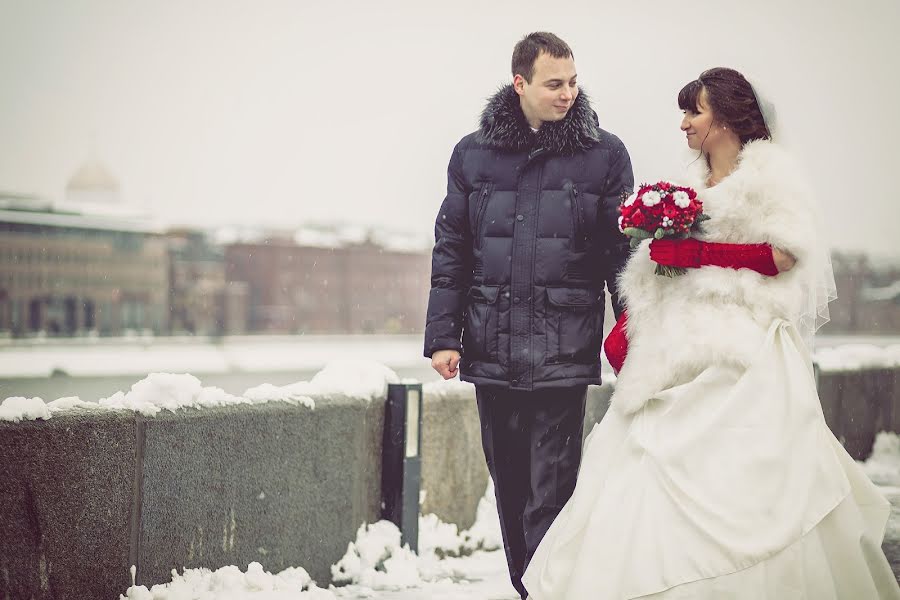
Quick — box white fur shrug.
[612,140,823,415]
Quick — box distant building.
[2,154,436,338]
[224,226,431,334]
[167,228,247,336]
[0,160,168,338]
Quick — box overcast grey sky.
[1,0,898,255]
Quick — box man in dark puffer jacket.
[424,32,633,599]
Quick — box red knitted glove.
[650,239,779,276]
[603,311,628,374]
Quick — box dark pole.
[381,382,423,553]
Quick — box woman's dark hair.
[678,67,771,145]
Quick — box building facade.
[0,160,169,338]
[0,200,168,337]
[225,234,431,335]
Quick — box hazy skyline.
[1,0,898,256]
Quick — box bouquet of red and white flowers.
[619,181,709,277]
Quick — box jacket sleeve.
[424,142,473,358]
[599,137,634,320]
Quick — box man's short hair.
[511,32,574,83]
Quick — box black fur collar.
[478,84,601,155]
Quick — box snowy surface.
[860,432,900,543]
[421,378,474,399]
[116,433,900,599]
[1,360,400,421]
[859,432,900,487]
[0,396,51,422]
[814,344,900,372]
[121,482,513,600]
[120,562,335,600]
[0,335,426,378]
[2,333,896,379]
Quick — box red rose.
[630,209,646,227]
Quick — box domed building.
[0,158,168,338]
[65,158,121,204]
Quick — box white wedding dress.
[521,140,900,599]
[522,320,900,599]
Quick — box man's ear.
[513,74,527,96]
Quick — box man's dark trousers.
[475,385,587,599]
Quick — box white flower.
[617,215,625,232]
[661,217,674,228]
[641,191,662,207]
[624,193,637,207]
[673,190,691,208]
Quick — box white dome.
[66,159,120,192]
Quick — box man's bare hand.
[431,349,461,380]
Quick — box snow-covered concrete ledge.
[0,392,384,599]
[0,357,893,598]
[0,362,495,599]
[818,367,899,459]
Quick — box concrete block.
[135,396,383,587]
[584,382,614,440]
[817,371,844,439]
[0,409,136,600]
[420,385,488,531]
[840,372,880,460]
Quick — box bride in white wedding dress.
[521,67,900,599]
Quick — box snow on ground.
[113,432,900,599]
[120,481,515,600]
[1,333,896,379]
[860,432,900,487]
[815,344,900,372]
[860,432,900,544]
[0,334,427,378]
[331,481,502,591]
[1,360,399,421]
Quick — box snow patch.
[306,360,400,402]
[98,373,247,417]
[47,396,96,412]
[814,344,900,372]
[331,482,502,591]
[2,360,399,421]
[0,396,50,422]
[860,431,900,487]
[243,383,315,410]
[120,562,335,599]
[331,522,421,589]
[422,377,474,399]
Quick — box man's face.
[514,53,578,126]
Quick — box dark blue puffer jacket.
[424,84,633,390]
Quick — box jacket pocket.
[463,284,500,360]
[474,182,494,249]
[546,287,603,363]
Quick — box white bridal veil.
[747,75,839,343]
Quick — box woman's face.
[681,89,725,152]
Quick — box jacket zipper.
[570,184,585,249]
[475,182,493,247]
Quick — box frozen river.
[1,333,896,402]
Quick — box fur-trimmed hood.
[478,84,601,155]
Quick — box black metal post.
[381,382,423,553]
